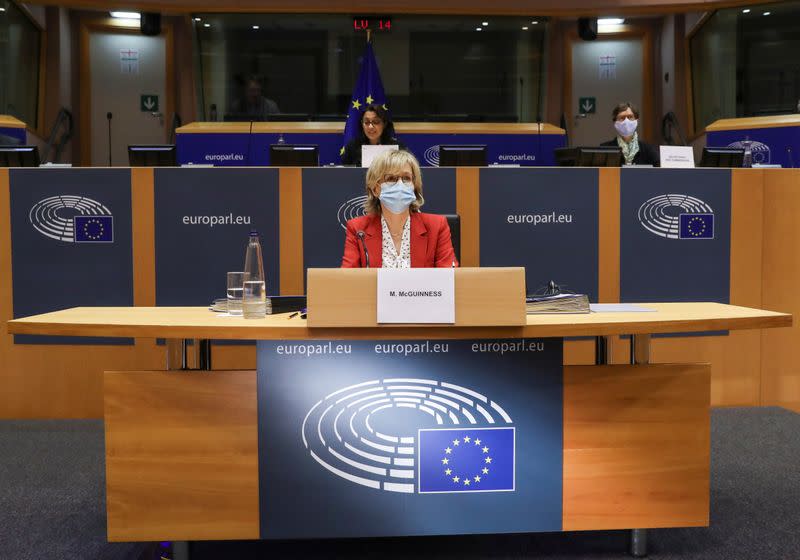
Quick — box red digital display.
[353,17,392,32]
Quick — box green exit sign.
[578,97,596,114]
[140,94,159,112]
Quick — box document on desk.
[377,268,455,323]
[589,303,656,312]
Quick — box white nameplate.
[377,268,455,324]
[660,145,695,168]
[362,144,398,168]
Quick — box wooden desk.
[7,303,790,550]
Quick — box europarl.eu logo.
[638,194,714,240]
[301,377,516,494]
[29,195,114,243]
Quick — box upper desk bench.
[706,114,800,168]
[175,121,567,167]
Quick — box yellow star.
[482,467,489,474]
[352,99,361,110]
[464,479,471,486]
[442,457,449,465]
[463,436,471,443]
[485,457,492,464]
[445,468,452,475]
[474,439,481,446]
[366,94,374,104]
[474,475,481,482]
[482,446,489,453]
[452,439,459,446]
[445,447,452,454]
[452,476,460,483]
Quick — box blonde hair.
[364,150,424,214]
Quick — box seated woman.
[341,104,406,166]
[601,102,660,166]
[341,150,458,268]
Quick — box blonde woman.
[341,150,458,268]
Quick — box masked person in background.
[341,150,458,268]
[601,102,660,166]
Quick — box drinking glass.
[243,280,267,319]
[226,271,247,316]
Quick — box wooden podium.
[306,267,526,328]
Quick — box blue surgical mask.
[379,181,416,214]
[615,118,638,137]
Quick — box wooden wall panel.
[104,370,260,541]
[0,170,163,419]
[761,169,800,413]
[456,167,480,267]
[650,169,765,407]
[279,167,304,295]
[563,363,711,530]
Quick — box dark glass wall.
[192,13,547,122]
[691,2,800,131]
[0,1,41,128]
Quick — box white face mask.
[615,118,638,137]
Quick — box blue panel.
[0,126,27,144]
[258,338,563,539]
[301,167,456,272]
[10,168,134,345]
[176,132,252,166]
[479,168,600,301]
[620,168,731,304]
[707,126,800,169]
[154,167,280,303]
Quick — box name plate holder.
[306,267,526,328]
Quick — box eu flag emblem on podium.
[341,41,388,159]
[679,213,714,239]
[418,428,515,493]
[74,215,114,243]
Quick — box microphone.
[786,146,795,169]
[356,230,370,268]
[106,112,113,166]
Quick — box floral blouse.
[381,215,411,268]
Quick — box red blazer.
[341,212,458,268]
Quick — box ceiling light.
[763,11,771,15]
[598,18,625,25]
[110,11,141,20]
[193,17,202,22]
[476,27,482,31]
[0,7,6,12]
[531,20,539,24]
[203,23,211,28]
[522,26,529,30]
[482,21,488,26]
[252,25,260,29]
[742,8,751,13]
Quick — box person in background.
[341,104,406,166]
[601,102,660,166]
[341,150,457,268]
[231,75,280,120]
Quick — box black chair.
[444,214,461,264]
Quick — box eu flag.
[418,428,515,493]
[74,215,114,243]
[679,213,714,239]
[341,42,388,160]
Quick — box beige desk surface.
[177,121,566,136]
[7,303,790,341]
[706,114,800,132]
[0,115,26,129]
